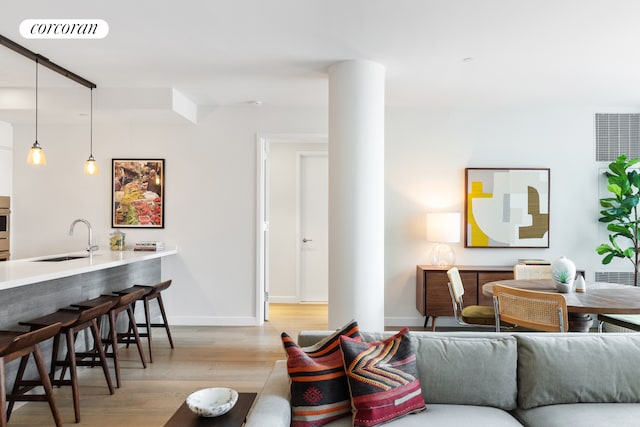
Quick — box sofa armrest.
[245,360,291,427]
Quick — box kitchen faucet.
[69,218,99,253]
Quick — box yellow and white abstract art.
[465,168,549,248]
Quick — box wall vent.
[594,271,634,286]
[595,113,640,162]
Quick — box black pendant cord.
[90,88,93,156]
[35,58,38,143]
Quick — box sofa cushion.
[339,328,426,427]
[281,320,361,427]
[514,403,640,427]
[411,335,518,410]
[315,404,523,427]
[517,334,640,409]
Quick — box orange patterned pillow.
[281,320,361,427]
[339,328,426,427]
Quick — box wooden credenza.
[416,265,513,331]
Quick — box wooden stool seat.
[116,280,174,363]
[19,310,80,329]
[0,322,63,427]
[72,288,147,388]
[19,302,115,423]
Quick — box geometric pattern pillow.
[281,320,361,427]
[339,328,426,427]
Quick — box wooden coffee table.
[164,392,257,427]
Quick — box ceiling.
[2,0,640,124]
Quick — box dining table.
[482,279,640,332]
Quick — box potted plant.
[551,256,575,293]
[596,154,640,286]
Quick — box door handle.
[302,238,313,243]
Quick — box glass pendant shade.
[27,141,46,165]
[83,88,99,175]
[84,155,99,175]
[28,60,46,166]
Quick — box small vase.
[551,256,576,290]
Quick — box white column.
[328,60,385,331]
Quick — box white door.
[298,153,328,302]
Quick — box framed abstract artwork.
[465,168,549,248]
[112,159,164,228]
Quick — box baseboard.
[383,316,426,328]
[268,296,299,303]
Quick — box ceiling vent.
[595,113,640,162]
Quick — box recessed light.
[463,57,474,63]
[250,100,263,106]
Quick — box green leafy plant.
[597,154,640,286]
[552,269,571,284]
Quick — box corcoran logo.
[20,19,109,39]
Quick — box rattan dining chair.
[492,284,568,332]
[446,267,497,329]
[513,264,553,280]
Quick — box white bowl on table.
[186,387,239,417]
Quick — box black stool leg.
[126,305,146,368]
[5,354,29,420]
[33,345,63,427]
[0,357,6,427]
[156,294,174,348]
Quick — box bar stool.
[0,322,63,427]
[116,280,174,362]
[72,288,147,388]
[18,302,115,423]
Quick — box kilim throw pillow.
[281,320,361,427]
[339,328,426,427]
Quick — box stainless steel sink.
[32,255,89,262]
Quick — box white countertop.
[0,247,178,291]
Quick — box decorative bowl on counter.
[186,387,238,417]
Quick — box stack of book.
[517,259,550,265]
[133,241,165,251]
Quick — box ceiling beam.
[0,34,96,89]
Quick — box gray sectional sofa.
[245,330,640,427]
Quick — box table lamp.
[426,212,461,266]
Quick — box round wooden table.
[482,279,640,332]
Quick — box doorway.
[256,134,328,324]
[298,152,328,302]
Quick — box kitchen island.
[0,248,177,329]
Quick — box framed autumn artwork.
[112,159,164,228]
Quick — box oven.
[0,196,10,260]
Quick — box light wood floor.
[8,303,328,427]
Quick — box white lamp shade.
[426,212,461,243]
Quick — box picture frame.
[465,168,549,248]
[112,159,165,228]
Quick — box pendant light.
[27,58,46,166]
[83,88,98,175]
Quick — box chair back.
[513,264,552,280]
[446,267,465,319]
[492,284,568,332]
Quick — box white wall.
[0,121,12,197]
[9,104,630,327]
[11,105,327,325]
[268,142,328,302]
[384,106,609,326]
